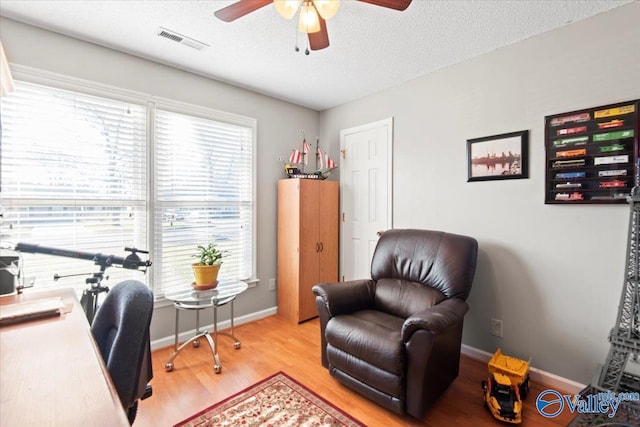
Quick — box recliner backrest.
[91,280,154,412]
[374,278,446,318]
[371,229,478,302]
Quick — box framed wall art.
[467,130,529,182]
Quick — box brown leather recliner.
[312,229,478,418]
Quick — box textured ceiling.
[0,0,632,111]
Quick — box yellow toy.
[481,348,531,424]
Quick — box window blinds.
[1,79,255,298]
[154,109,254,294]
[0,81,148,292]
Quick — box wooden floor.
[137,315,574,427]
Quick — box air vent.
[156,27,209,50]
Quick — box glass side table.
[163,280,248,374]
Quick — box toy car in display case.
[600,180,626,188]
[594,154,629,166]
[482,349,531,424]
[599,143,625,153]
[556,171,585,179]
[556,148,586,158]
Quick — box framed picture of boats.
[467,130,529,182]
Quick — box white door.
[340,118,393,282]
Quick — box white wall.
[319,2,640,384]
[0,17,321,342]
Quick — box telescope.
[14,242,152,323]
[14,243,152,271]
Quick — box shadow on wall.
[462,241,594,382]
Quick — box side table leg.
[203,332,221,374]
[174,307,179,350]
[165,331,211,372]
[212,304,221,373]
[230,300,241,349]
[193,305,200,348]
[165,306,180,371]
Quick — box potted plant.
[192,242,228,290]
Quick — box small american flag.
[289,149,302,164]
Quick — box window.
[0,76,255,297]
[153,107,255,294]
[0,81,148,292]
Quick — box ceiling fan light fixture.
[298,2,321,34]
[274,0,302,20]
[313,0,340,20]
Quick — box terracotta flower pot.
[192,263,220,290]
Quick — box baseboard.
[461,344,586,394]
[150,306,278,351]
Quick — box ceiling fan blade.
[214,0,272,22]
[357,0,412,11]
[308,17,329,51]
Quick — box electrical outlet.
[268,278,276,291]
[491,318,503,338]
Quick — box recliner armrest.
[312,280,375,317]
[402,298,469,342]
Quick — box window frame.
[3,65,258,301]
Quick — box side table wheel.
[193,339,200,348]
[234,342,241,350]
[214,364,221,374]
[165,362,174,372]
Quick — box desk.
[0,288,129,426]
[164,280,248,374]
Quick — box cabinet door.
[277,179,302,323]
[298,180,321,322]
[318,181,339,283]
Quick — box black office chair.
[91,280,154,424]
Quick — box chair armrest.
[401,298,469,341]
[312,280,375,317]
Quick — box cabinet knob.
[320,242,324,252]
[316,243,320,253]
[377,230,385,237]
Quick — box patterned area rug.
[174,372,365,426]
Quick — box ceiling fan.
[214,0,413,52]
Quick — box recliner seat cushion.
[325,310,405,375]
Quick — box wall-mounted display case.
[545,99,640,204]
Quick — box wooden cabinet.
[277,178,339,323]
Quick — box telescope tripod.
[79,266,110,324]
